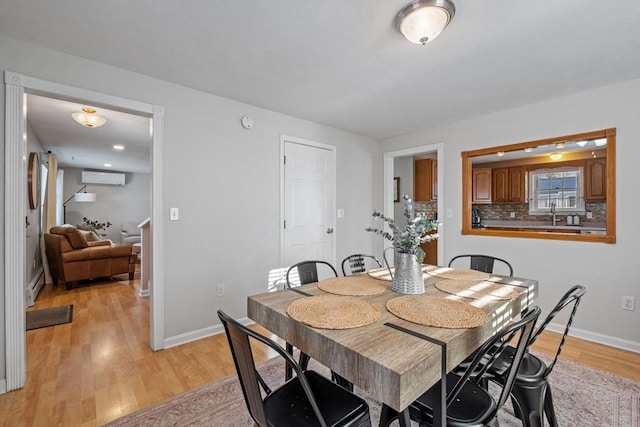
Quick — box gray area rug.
[107,352,640,426]
[26,305,73,330]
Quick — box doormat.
[26,305,73,330]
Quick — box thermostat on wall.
[241,115,254,129]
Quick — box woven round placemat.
[317,276,387,296]
[435,279,518,301]
[386,295,487,328]
[425,267,490,281]
[287,295,381,329]
[367,267,393,281]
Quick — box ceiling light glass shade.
[549,153,563,161]
[594,138,607,147]
[524,147,535,153]
[72,107,107,128]
[575,140,588,147]
[74,192,96,202]
[396,0,455,45]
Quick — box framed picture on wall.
[394,177,400,203]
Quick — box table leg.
[397,409,411,427]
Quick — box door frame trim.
[279,134,337,268]
[3,71,165,392]
[383,143,444,265]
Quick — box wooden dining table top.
[247,266,538,412]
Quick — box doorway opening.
[4,71,165,392]
[382,143,444,265]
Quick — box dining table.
[247,264,538,427]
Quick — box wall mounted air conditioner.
[81,170,126,186]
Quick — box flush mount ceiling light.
[496,151,505,157]
[549,152,564,161]
[396,0,456,45]
[72,107,107,128]
[524,147,535,153]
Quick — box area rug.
[107,353,640,426]
[26,305,73,330]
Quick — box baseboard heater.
[82,170,126,186]
[26,269,45,307]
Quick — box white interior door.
[282,137,335,270]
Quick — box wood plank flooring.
[0,273,638,426]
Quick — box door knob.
[326,227,334,234]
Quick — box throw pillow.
[50,226,88,249]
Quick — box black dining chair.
[284,260,339,380]
[448,254,514,276]
[285,260,338,288]
[341,254,382,276]
[486,285,586,427]
[217,310,372,427]
[379,306,541,427]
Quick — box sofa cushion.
[80,229,102,242]
[50,226,88,249]
[61,243,132,262]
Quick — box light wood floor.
[0,274,638,426]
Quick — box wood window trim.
[461,128,616,243]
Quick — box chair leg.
[510,383,545,427]
[331,372,354,391]
[544,386,559,427]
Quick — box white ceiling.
[2,0,639,172]
[27,95,151,173]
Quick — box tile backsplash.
[473,201,606,223]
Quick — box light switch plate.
[337,208,345,218]
[170,207,179,221]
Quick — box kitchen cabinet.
[472,168,492,203]
[492,166,526,203]
[420,231,438,265]
[584,158,606,201]
[414,158,437,201]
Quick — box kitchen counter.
[481,220,606,233]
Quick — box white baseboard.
[0,378,7,394]
[164,318,639,354]
[164,317,253,349]
[25,270,45,307]
[546,322,640,353]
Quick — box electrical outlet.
[510,212,516,218]
[622,296,635,311]
[586,211,593,219]
[217,283,225,297]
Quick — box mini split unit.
[81,170,126,186]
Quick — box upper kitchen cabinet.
[472,168,492,203]
[492,166,526,203]
[585,158,606,201]
[414,158,437,202]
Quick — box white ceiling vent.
[81,170,126,186]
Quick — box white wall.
[25,124,44,289]
[61,167,151,243]
[0,34,379,381]
[393,156,413,228]
[380,78,640,350]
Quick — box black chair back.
[448,254,514,276]
[217,310,326,426]
[451,306,540,410]
[341,254,382,276]
[285,260,338,288]
[528,285,586,376]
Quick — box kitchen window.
[529,167,584,214]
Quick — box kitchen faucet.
[550,201,558,226]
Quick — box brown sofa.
[44,226,137,290]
